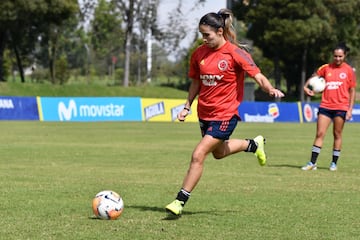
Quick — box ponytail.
[199,8,250,52]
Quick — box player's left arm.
[233,48,284,98]
[346,66,357,120]
[253,73,284,98]
[346,87,356,120]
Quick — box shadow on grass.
[126,205,214,220]
[267,164,302,169]
[267,164,328,170]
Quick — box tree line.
[0,0,359,101]
[0,0,204,86]
[232,0,360,101]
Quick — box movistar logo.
[58,100,77,121]
[58,99,125,121]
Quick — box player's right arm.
[178,79,200,121]
[303,74,318,97]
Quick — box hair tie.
[217,12,230,19]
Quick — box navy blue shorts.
[199,115,239,140]
[318,107,346,120]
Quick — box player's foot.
[254,135,266,166]
[301,162,317,171]
[165,200,184,216]
[329,162,337,171]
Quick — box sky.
[157,0,227,50]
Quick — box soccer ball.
[92,190,124,220]
[308,76,326,93]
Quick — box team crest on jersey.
[218,60,228,71]
[339,72,347,79]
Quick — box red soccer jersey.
[317,62,356,111]
[188,41,260,120]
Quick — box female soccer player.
[165,9,284,216]
[302,42,356,171]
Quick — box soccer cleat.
[329,162,337,171]
[301,162,317,171]
[165,200,184,216]
[254,135,266,166]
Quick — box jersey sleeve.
[316,64,328,77]
[188,48,200,80]
[232,47,260,77]
[348,65,357,88]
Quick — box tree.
[231,0,360,101]
[0,0,78,83]
[89,0,124,81]
[81,0,206,87]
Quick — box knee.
[333,131,342,140]
[191,151,206,165]
[316,131,326,139]
[212,151,224,160]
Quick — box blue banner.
[351,105,360,122]
[238,102,301,122]
[0,96,39,120]
[39,97,142,121]
[301,102,360,123]
[301,103,319,123]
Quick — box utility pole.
[146,0,153,83]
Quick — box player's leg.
[165,135,222,216]
[302,110,332,170]
[330,114,345,171]
[208,115,266,165]
[211,136,266,166]
[211,138,249,159]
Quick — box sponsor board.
[39,97,142,121]
[0,96,39,120]
[238,102,300,122]
[301,103,319,123]
[141,98,198,122]
[351,106,360,122]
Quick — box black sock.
[310,145,321,164]
[176,188,191,205]
[245,139,257,153]
[332,149,340,164]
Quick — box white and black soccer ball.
[308,76,326,93]
[92,190,124,220]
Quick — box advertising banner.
[238,102,301,122]
[301,103,320,123]
[301,102,360,123]
[351,104,360,122]
[0,96,39,120]
[39,97,142,121]
[141,98,198,122]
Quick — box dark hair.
[199,12,225,30]
[199,8,250,52]
[199,9,236,43]
[334,42,350,54]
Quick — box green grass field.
[0,121,359,240]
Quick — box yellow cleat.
[165,200,184,216]
[254,135,266,166]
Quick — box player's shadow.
[126,205,216,220]
[267,164,302,169]
[267,164,328,170]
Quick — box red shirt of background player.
[189,41,260,121]
[317,62,356,111]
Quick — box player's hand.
[304,86,315,97]
[346,111,352,121]
[177,108,189,122]
[269,88,285,98]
